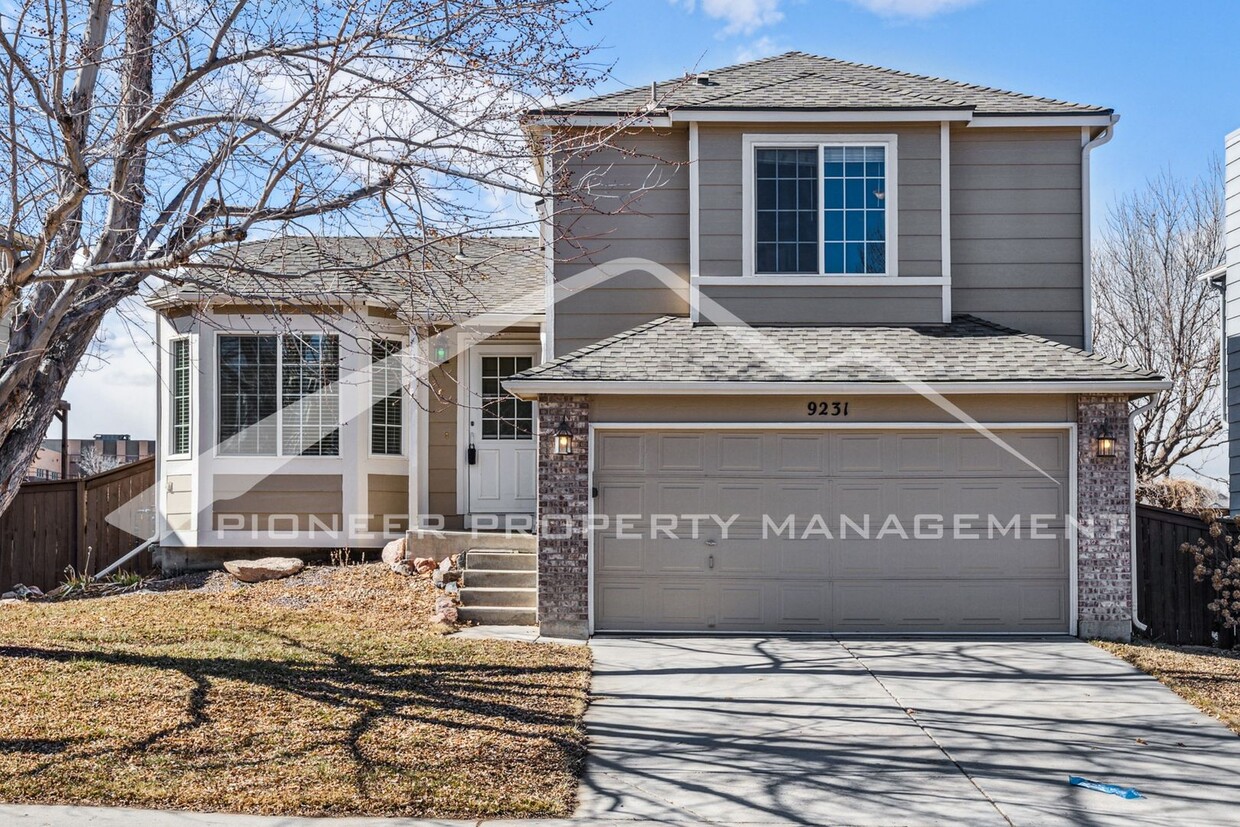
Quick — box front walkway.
[580,636,1240,825]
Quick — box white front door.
[467,347,538,520]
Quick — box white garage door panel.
[593,428,1072,633]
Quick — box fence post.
[75,477,88,575]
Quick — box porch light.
[553,420,574,455]
[1095,427,1117,458]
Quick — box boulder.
[438,556,453,572]
[1,591,17,601]
[412,557,437,575]
[434,595,458,624]
[381,537,408,571]
[223,557,304,583]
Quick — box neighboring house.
[147,236,542,567]
[1210,127,1240,514]
[25,446,63,481]
[502,52,1168,640]
[42,435,155,478]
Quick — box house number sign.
[806,401,850,417]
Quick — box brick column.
[1076,394,1132,640]
[536,394,590,638]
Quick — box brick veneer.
[536,394,591,638]
[1076,394,1132,640]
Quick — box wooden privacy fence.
[1135,504,1236,648]
[0,457,155,593]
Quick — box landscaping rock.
[223,557,304,583]
[1,591,18,601]
[412,557,437,575]
[438,556,453,572]
[434,595,458,624]
[381,537,409,574]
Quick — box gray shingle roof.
[509,315,1161,386]
[152,235,544,320]
[539,52,1109,117]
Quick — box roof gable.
[538,52,1109,117]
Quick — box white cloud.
[673,0,784,35]
[845,0,984,18]
[735,35,782,63]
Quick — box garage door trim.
[586,421,1079,636]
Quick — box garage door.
[593,428,1071,633]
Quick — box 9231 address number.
[807,401,850,417]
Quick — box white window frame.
[213,331,341,458]
[168,336,193,458]
[368,337,406,458]
[742,133,899,282]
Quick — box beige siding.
[702,285,940,325]
[950,127,1084,346]
[211,473,343,531]
[694,122,943,326]
[697,122,943,279]
[367,473,409,534]
[554,129,690,356]
[166,473,193,531]
[591,393,1077,424]
[427,357,461,525]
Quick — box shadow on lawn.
[0,633,588,803]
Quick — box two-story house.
[503,52,1167,640]
[147,52,1167,641]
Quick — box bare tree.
[1093,163,1225,480]
[77,445,122,476]
[0,0,615,515]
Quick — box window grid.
[281,334,340,457]
[218,335,279,455]
[480,356,534,440]
[823,145,887,275]
[752,141,890,276]
[754,147,819,275]
[371,339,403,455]
[171,338,191,455]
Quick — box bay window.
[217,333,339,456]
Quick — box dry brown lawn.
[0,563,591,818]
[1096,641,1240,734]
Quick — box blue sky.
[69,0,1238,479]
[585,0,1238,211]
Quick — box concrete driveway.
[579,637,1240,826]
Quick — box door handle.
[707,554,715,569]
[467,443,477,465]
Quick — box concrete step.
[467,550,536,571]
[460,586,537,608]
[458,605,537,626]
[465,569,537,589]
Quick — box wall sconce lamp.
[1095,426,1117,458]
[554,420,574,455]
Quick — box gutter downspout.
[1082,116,1119,353]
[1130,392,1159,633]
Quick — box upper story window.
[218,333,339,456]
[745,134,897,278]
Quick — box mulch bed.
[0,563,591,818]
[1097,641,1240,734]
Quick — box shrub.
[1183,521,1240,631]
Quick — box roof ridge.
[953,314,1161,379]
[518,315,678,377]
[805,54,1098,112]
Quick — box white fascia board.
[696,276,945,287]
[504,379,1172,399]
[671,109,973,124]
[968,114,1115,128]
